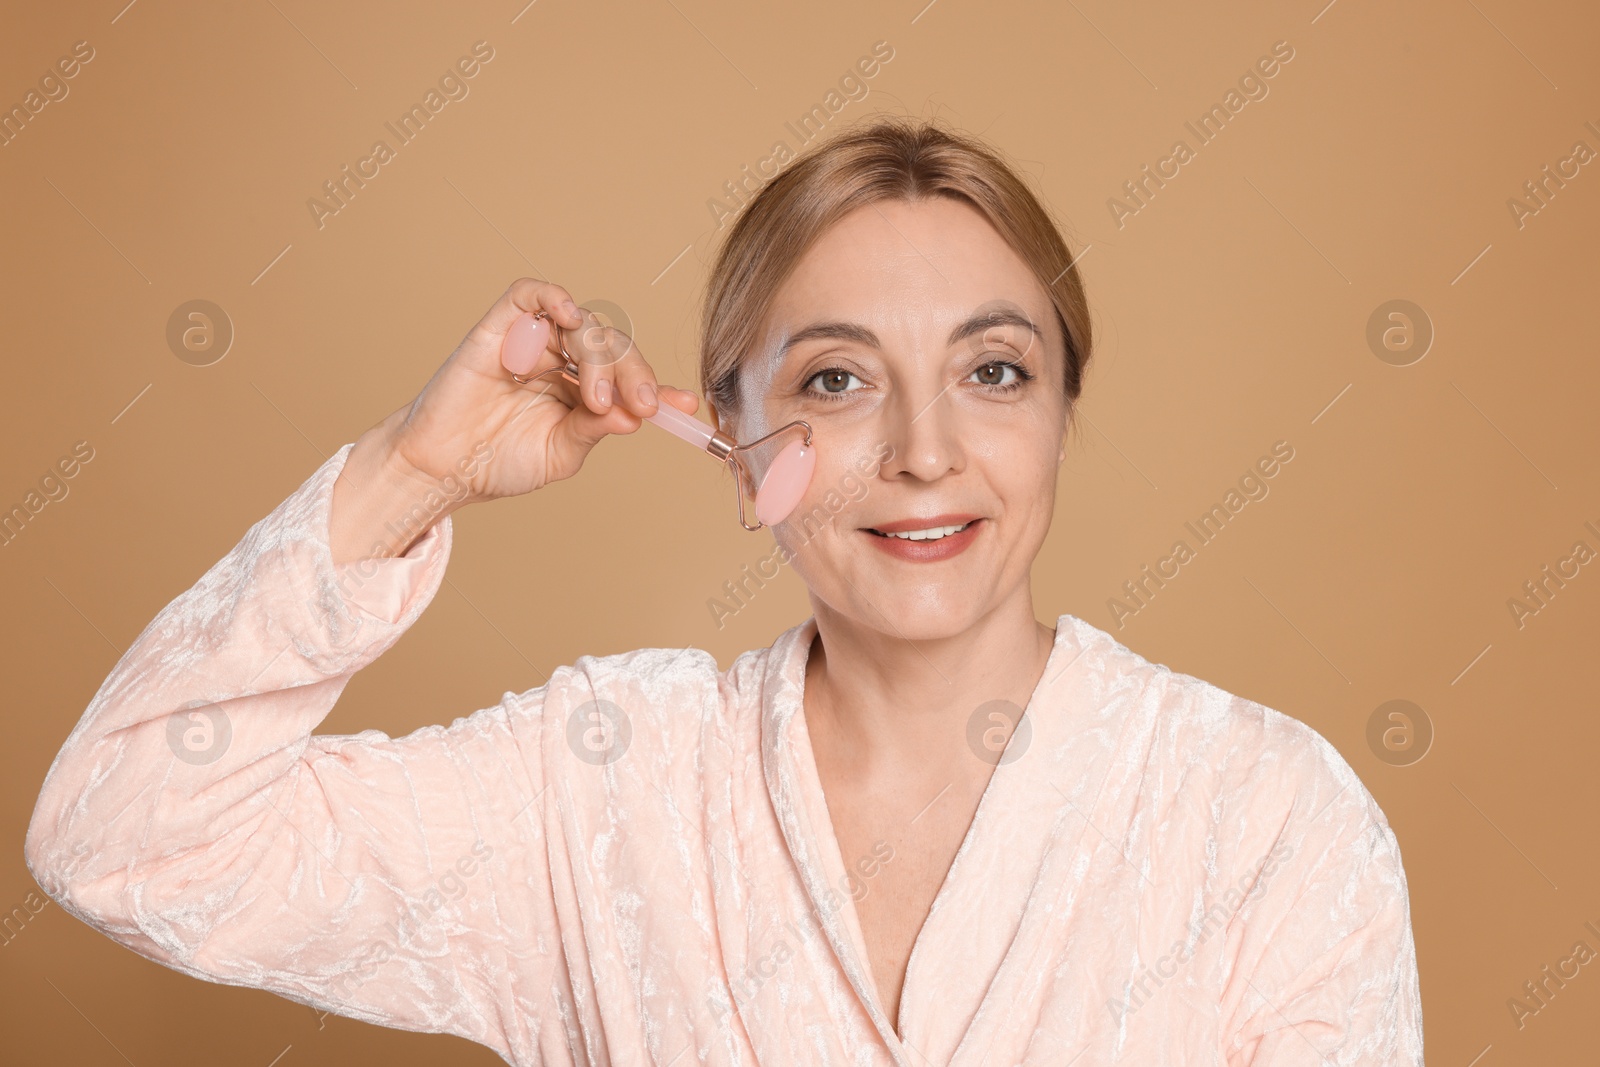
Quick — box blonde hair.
[698,115,1093,427]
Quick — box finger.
[509,331,676,418]
[499,277,586,334]
[609,332,660,419]
[466,278,588,377]
[561,379,700,433]
[657,386,700,416]
[511,365,581,412]
[504,323,584,403]
[597,331,693,422]
[570,307,640,416]
[548,381,704,460]
[543,386,643,474]
[540,385,706,485]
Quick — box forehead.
[761,197,1051,339]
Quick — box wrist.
[330,418,460,565]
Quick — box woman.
[25,117,1424,1065]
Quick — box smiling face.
[724,196,1071,641]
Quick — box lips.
[861,515,984,562]
[864,513,983,535]
[872,521,972,542]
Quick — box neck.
[803,587,1056,776]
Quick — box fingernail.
[637,381,657,408]
[595,378,612,407]
[561,299,580,319]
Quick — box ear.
[707,396,734,438]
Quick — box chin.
[846,599,993,645]
[817,562,1000,642]
[787,515,1033,637]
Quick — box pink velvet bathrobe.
[25,443,1425,1065]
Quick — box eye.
[804,367,864,398]
[969,359,1032,391]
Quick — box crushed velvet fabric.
[25,442,1424,1065]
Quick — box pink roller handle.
[501,312,550,376]
[503,311,714,452]
[644,399,716,451]
[500,311,816,525]
[647,404,815,526]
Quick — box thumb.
[462,279,586,377]
[541,394,641,478]
[657,386,701,416]
[541,385,707,480]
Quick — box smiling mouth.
[866,520,975,542]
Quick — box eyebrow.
[774,307,1042,363]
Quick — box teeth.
[875,522,972,541]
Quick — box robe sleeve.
[22,443,562,1061]
[1217,707,1425,1066]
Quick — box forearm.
[330,409,459,566]
[20,441,522,1039]
[25,442,453,909]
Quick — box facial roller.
[500,309,816,530]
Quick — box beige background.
[3,0,1597,1062]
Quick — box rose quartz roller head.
[501,310,815,530]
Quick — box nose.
[881,379,965,482]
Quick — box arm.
[23,443,561,1060]
[1218,711,1425,1065]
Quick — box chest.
[821,771,992,1026]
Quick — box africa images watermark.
[1107,39,1296,230]
[0,38,96,150]
[1,439,96,549]
[328,839,496,1002]
[706,839,895,1030]
[1504,517,1599,631]
[333,438,496,600]
[5,841,91,949]
[1106,440,1296,629]
[1105,840,1296,1023]
[1507,917,1600,1030]
[1505,119,1600,231]
[307,41,496,230]
[707,441,896,630]
[705,39,895,231]
[159,436,499,769]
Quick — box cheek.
[769,432,886,549]
[731,357,788,440]
[971,416,1061,523]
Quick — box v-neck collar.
[759,613,1119,1065]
